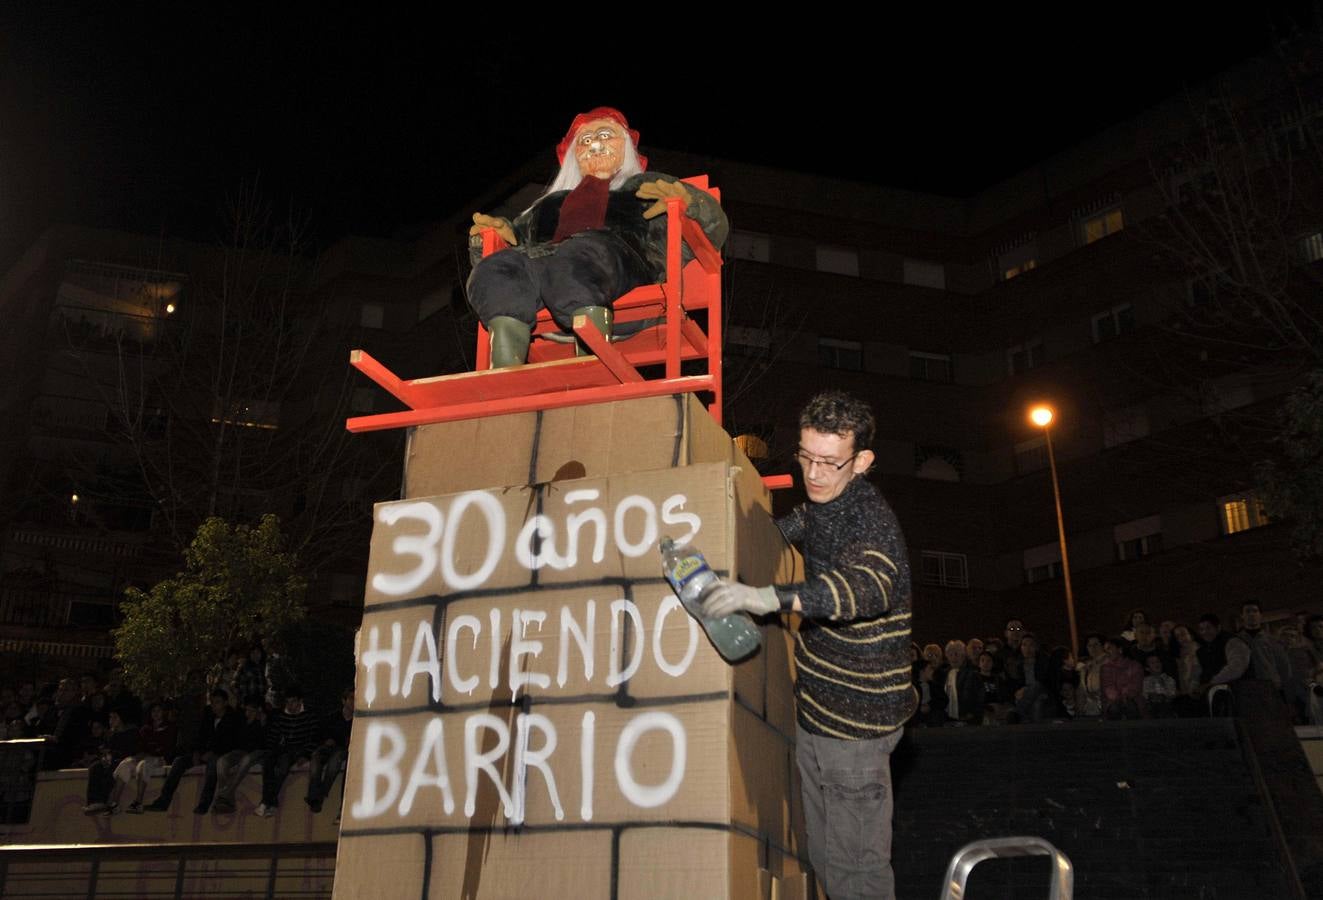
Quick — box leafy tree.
[1259,372,1323,557]
[113,514,306,698]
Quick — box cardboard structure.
[333,395,810,899]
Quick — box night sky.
[0,4,1315,272]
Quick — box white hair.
[539,130,645,199]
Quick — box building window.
[914,445,962,482]
[1297,231,1323,264]
[1080,207,1124,245]
[360,303,385,329]
[1023,542,1062,584]
[727,231,771,263]
[818,337,863,371]
[1187,275,1218,307]
[1091,303,1135,343]
[903,259,946,290]
[1007,339,1044,375]
[816,245,859,276]
[998,242,1039,281]
[1102,406,1149,448]
[1114,515,1162,561]
[1219,492,1269,535]
[920,551,969,589]
[727,325,771,358]
[1014,436,1048,474]
[909,350,952,383]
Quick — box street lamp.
[1029,404,1079,658]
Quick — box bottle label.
[671,555,707,583]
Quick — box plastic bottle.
[659,536,762,663]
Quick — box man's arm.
[1208,637,1252,685]
[774,537,906,622]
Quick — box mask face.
[573,119,627,181]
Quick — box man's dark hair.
[210,688,230,702]
[799,390,875,451]
[1198,613,1220,628]
[284,685,304,701]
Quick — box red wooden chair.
[346,176,725,433]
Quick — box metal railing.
[0,841,337,899]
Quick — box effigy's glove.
[701,582,779,619]
[636,180,690,220]
[469,213,517,246]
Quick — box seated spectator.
[1075,634,1106,718]
[1158,620,1178,658]
[1196,613,1251,715]
[1101,637,1145,719]
[1308,661,1323,726]
[82,709,139,814]
[75,718,108,767]
[1142,654,1177,717]
[1127,622,1175,679]
[211,696,267,814]
[255,686,320,817]
[940,641,982,726]
[102,672,142,725]
[1013,633,1055,723]
[965,638,985,663]
[1121,609,1149,645]
[914,659,945,727]
[973,651,1011,724]
[147,688,243,813]
[42,678,90,769]
[997,619,1027,685]
[124,701,177,813]
[306,688,354,813]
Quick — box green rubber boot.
[572,305,612,357]
[488,316,531,368]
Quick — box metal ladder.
[939,836,1074,899]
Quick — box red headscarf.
[556,106,647,171]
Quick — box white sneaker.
[254,802,275,818]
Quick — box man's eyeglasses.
[793,450,858,472]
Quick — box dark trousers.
[306,745,346,804]
[155,753,220,808]
[467,233,646,330]
[260,749,299,806]
[86,759,114,804]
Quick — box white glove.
[702,582,780,619]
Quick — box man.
[996,618,1027,685]
[211,695,266,814]
[305,687,353,814]
[467,106,728,367]
[146,688,242,813]
[703,390,914,900]
[1237,603,1292,692]
[940,640,983,725]
[254,686,320,818]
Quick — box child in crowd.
[1142,654,1177,717]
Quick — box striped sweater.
[773,476,917,739]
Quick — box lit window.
[1023,542,1062,584]
[1298,231,1323,264]
[816,245,859,276]
[920,551,969,589]
[1219,492,1269,535]
[909,351,952,383]
[1007,339,1044,375]
[818,337,863,371]
[1014,436,1048,474]
[360,303,384,329]
[998,243,1039,281]
[1091,303,1135,343]
[1114,515,1162,561]
[727,231,771,263]
[1081,207,1124,245]
[903,259,946,290]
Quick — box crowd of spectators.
[0,643,354,822]
[911,603,1323,727]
